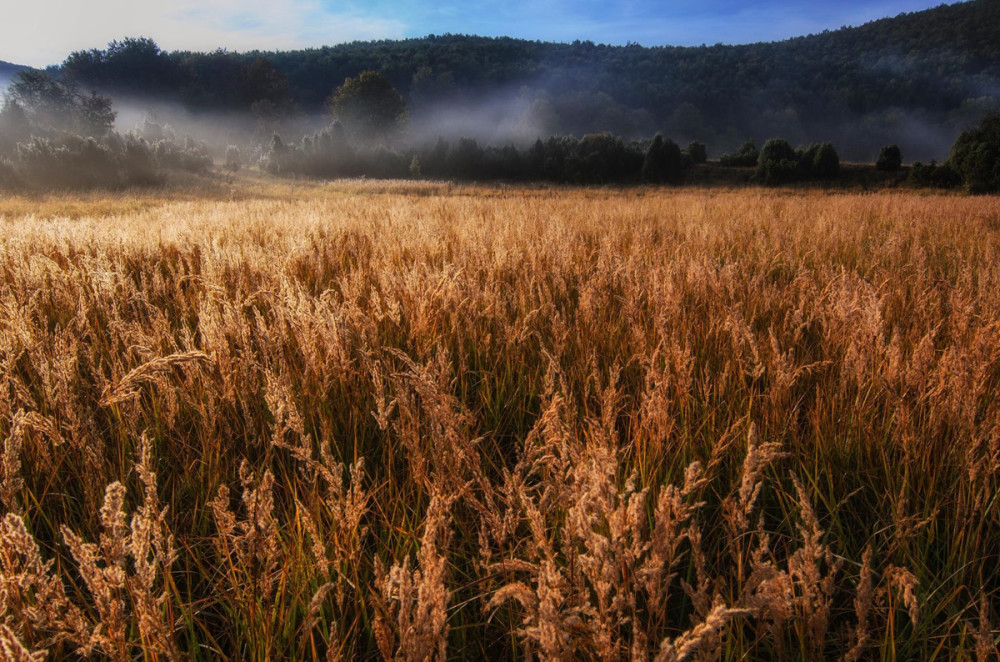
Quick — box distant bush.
[0,157,20,189]
[642,134,686,183]
[153,137,213,173]
[361,147,408,178]
[686,140,707,164]
[720,140,759,167]
[16,135,120,189]
[876,144,902,171]
[948,112,1000,193]
[0,129,222,190]
[118,134,162,186]
[793,142,840,180]
[225,145,242,171]
[809,142,840,178]
[909,161,962,188]
[755,138,798,185]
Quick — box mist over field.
[0,0,996,167]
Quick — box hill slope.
[57,0,1000,159]
[0,59,30,87]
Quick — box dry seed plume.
[0,183,997,658]
[99,351,213,407]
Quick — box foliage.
[948,112,1000,193]
[909,160,962,188]
[876,144,902,171]
[754,140,840,185]
[225,145,242,171]
[327,70,407,143]
[642,134,685,183]
[686,140,707,164]
[720,140,759,167]
[49,1,1000,159]
[756,138,799,185]
[794,142,841,180]
[6,70,115,137]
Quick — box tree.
[7,70,115,137]
[802,142,839,179]
[948,113,1000,193]
[876,144,902,171]
[327,71,407,143]
[0,99,31,154]
[756,138,798,185]
[642,134,684,183]
[720,140,758,167]
[241,58,296,113]
[686,141,707,164]
[63,37,181,98]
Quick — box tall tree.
[7,71,115,137]
[327,71,407,143]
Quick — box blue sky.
[1,0,960,67]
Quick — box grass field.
[1,179,998,660]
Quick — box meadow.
[0,178,998,660]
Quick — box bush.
[755,138,798,185]
[225,145,242,171]
[642,134,685,183]
[119,135,162,186]
[686,141,707,164]
[720,140,759,167]
[876,144,902,171]
[0,157,20,189]
[16,135,119,189]
[807,142,840,179]
[153,137,213,173]
[448,137,485,180]
[948,112,1000,193]
[909,161,962,188]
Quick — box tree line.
[1,65,998,192]
[37,0,1000,161]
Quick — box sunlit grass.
[0,181,997,659]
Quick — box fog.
[2,64,996,172]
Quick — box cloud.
[0,0,407,67]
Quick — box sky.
[0,0,961,68]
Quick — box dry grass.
[1,180,999,659]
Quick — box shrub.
[642,134,685,183]
[720,140,758,167]
[808,142,840,179]
[755,138,798,185]
[686,140,707,164]
[909,161,962,188]
[0,157,20,189]
[408,155,422,178]
[16,135,119,189]
[153,137,213,173]
[948,112,1000,193]
[119,135,162,186]
[225,145,242,171]
[876,144,902,171]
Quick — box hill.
[0,59,30,87]
[48,0,1000,159]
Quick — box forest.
[0,0,999,191]
[36,0,1000,161]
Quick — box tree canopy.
[949,112,1000,193]
[43,0,1000,160]
[327,71,407,142]
[6,70,115,137]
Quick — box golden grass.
[0,180,998,659]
